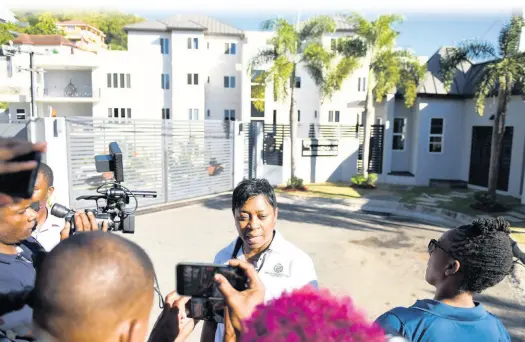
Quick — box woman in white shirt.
[201,178,318,342]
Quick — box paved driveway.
[127,194,525,341]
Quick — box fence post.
[42,117,71,207]
[162,120,169,203]
[233,121,245,187]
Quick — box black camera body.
[51,142,157,235]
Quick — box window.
[224,109,235,121]
[107,73,111,87]
[16,109,25,120]
[160,38,169,54]
[392,118,406,151]
[120,74,125,89]
[207,42,210,49]
[376,117,382,125]
[189,108,199,120]
[328,110,340,123]
[207,76,210,83]
[298,110,301,122]
[113,73,118,87]
[126,74,131,88]
[273,110,277,124]
[207,109,210,117]
[331,38,337,51]
[113,108,119,118]
[188,37,199,49]
[120,108,125,118]
[295,77,301,88]
[162,74,170,89]
[108,108,131,120]
[429,118,444,153]
[358,77,367,92]
[315,110,318,119]
[162,108,170,120]
[225,43,237,55]
[108,108,112,118]
[224,76,236,88]
[126,108,131,118]
[251,70,264,82]
[187,73,199,85]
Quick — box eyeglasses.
[428,239,452,256]
[29,201,42,213]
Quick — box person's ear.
[444,259,461,277]
[47,186,54,197]
[116,319,146,342]
[274,207,279,221]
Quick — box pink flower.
[242,286,386,342]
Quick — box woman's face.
[234,195,278,252]
[425,229,459,287]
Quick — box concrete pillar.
[282,137,291,185]
[42,117,71,208]
[382,94,395,175]
[232,121,245,187]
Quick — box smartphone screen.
[187,298,225,323]
[0,151,41,199]
[176,262,248,298]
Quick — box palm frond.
[248,49,277,74]
[298,16,336,42]
[474,63,498,115]
[336,37,367,58]
[267,20,299,55]
[322,57,360,101]
[301,41,334,86]
[269,55,294,102]
[498,16,525,58]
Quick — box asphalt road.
[126,194,525,342]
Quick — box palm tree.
[345,13,426,176]
[249,16,365,183]
[440,16,525,199]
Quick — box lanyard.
[231,231,275,273]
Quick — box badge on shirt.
[263,252,292,277]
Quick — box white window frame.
[328,110,340,123]
[392,117,406,152]
[187,73,199,85]
[224,76,236,88]
[188,108,199,120]
[428,117,445,154]
[187,37,199,49]
[224,109,235,121]
[225,42,237,55]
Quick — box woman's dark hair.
[232,178,276,212]
[450,217,514,293]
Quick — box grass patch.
[276,182,364,199]
[511,228,525,244]
[399,187,521,217]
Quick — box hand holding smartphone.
[176,262,249,323]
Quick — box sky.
[138,10,515,58]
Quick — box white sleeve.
[293,255,318,288]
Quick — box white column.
[382,94,395,175]
[42,117,71,207]
[232,121,245,187]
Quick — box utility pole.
[1,42,46,142]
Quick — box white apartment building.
[0,14,370,126]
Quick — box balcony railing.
[41,86,100,98]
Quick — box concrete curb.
[276,193,475,227]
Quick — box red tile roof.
[13,34,77,48]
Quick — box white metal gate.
[65,117,234,209]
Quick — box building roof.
[13,34,77,48]
[57,20,106,37]
[124,15,243,37]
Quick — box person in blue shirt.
[376,217,514,342]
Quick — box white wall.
[283,137,359,184]
[204,35,242,121]
[460,96,525,197]
[44,102,92,117]
[414,98,465,185]
[43,70,93,94]
[391,101,415,172]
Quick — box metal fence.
[65,117,234,209]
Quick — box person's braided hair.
[449,217,514,293]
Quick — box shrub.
[367,173,378,186]
[351,174,367,187]
[286,176,305,190]
[474,191,496,205]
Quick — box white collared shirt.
[31,207,65,252]
[213,230,318,342]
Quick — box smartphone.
[0,151,41,199]
[186,298,225,323]
[176,262,248,299]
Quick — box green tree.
[24,13,64,35]
[440,16,525,198]
[250,16,365,181]
[345,13,426,176]
[0,22,21,45]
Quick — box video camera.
[51,142,157,234]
